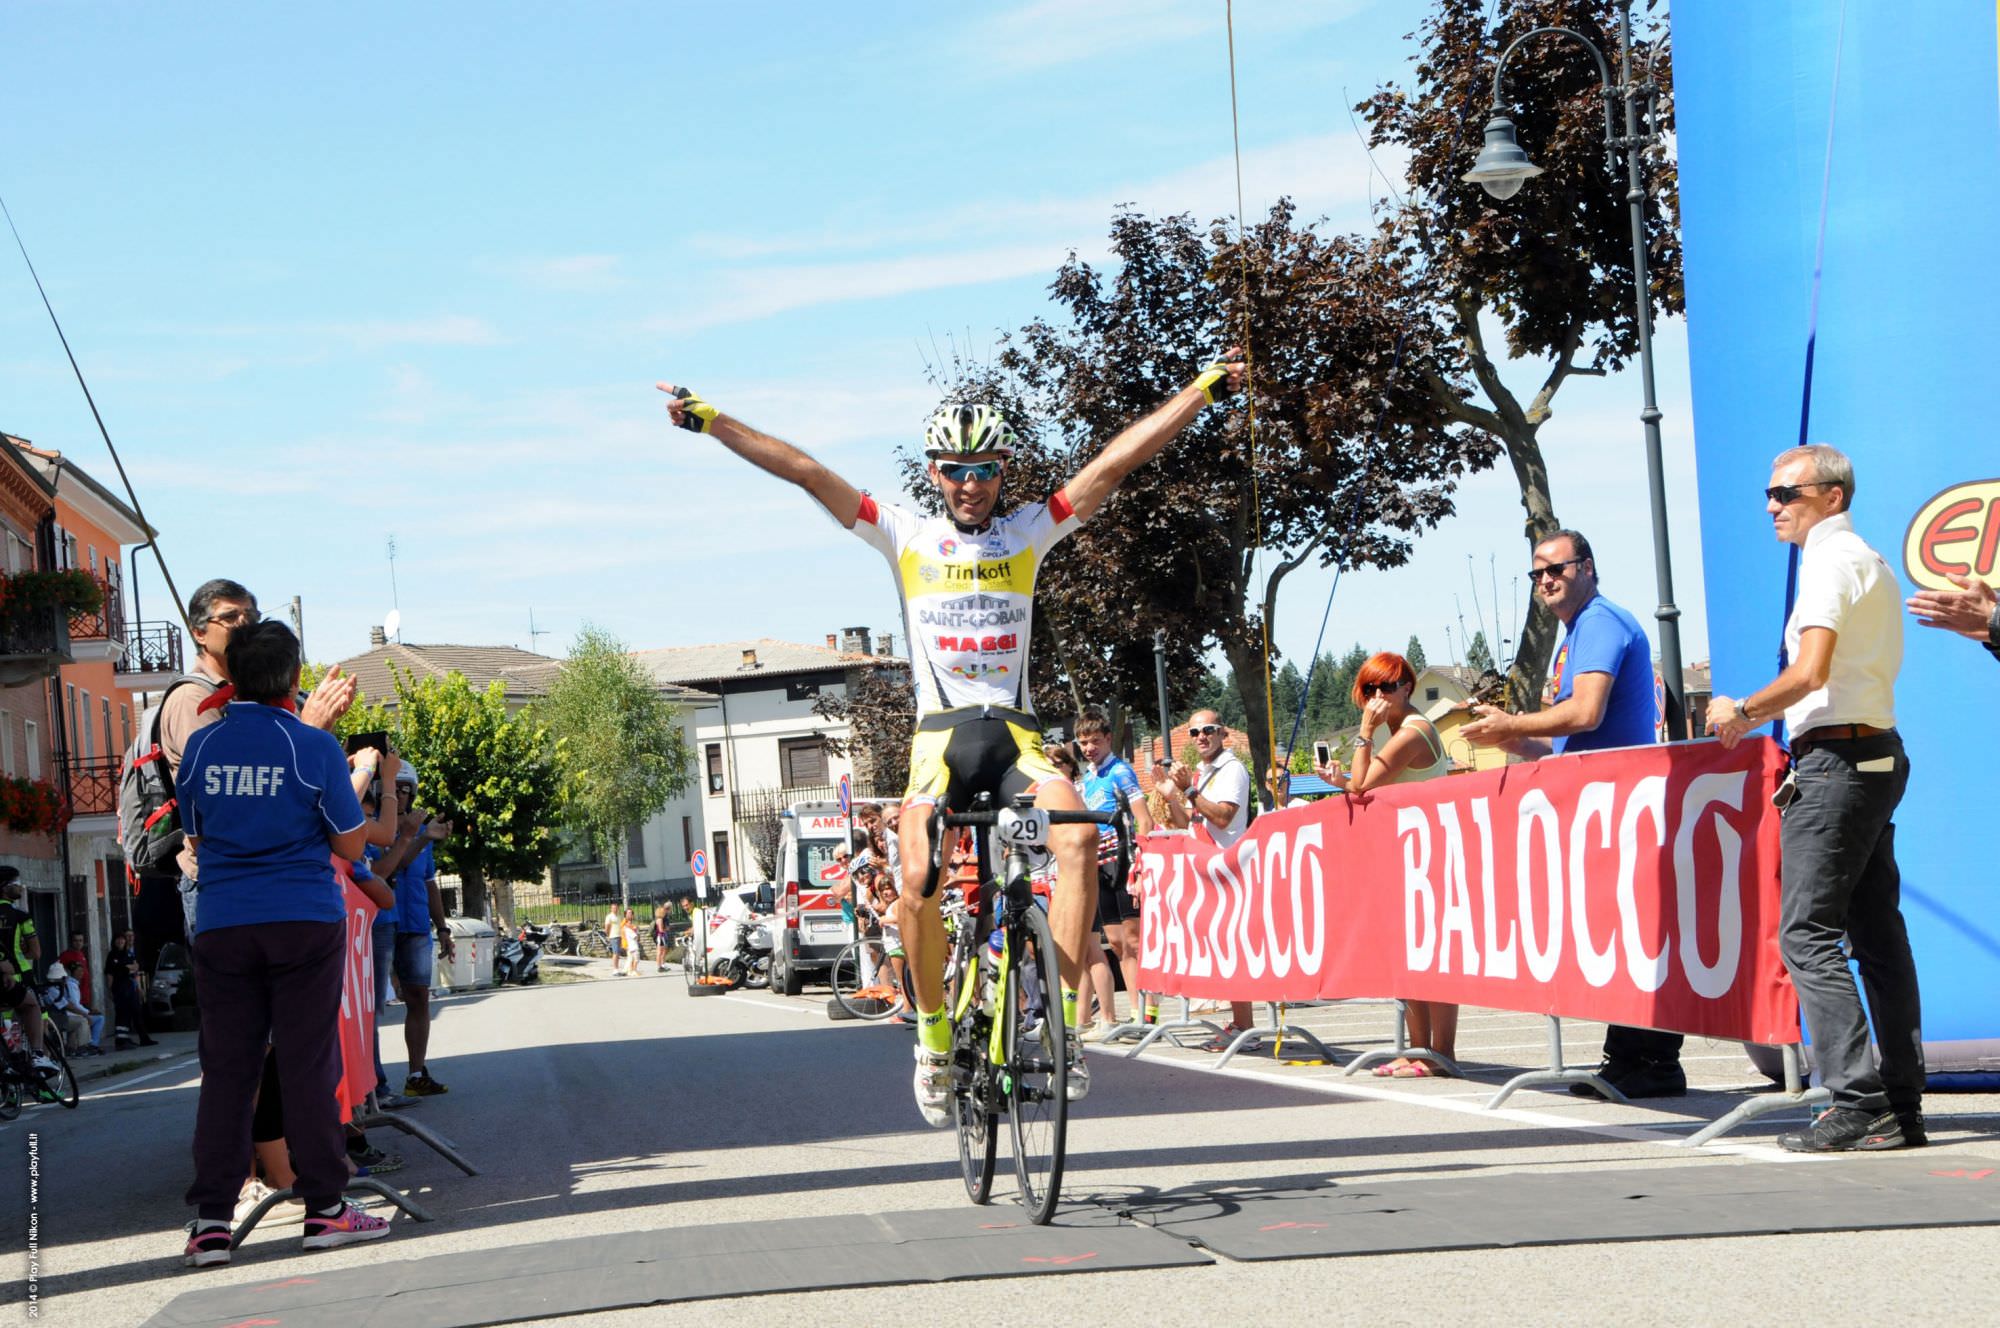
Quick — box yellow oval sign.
[1905,477,2000,591]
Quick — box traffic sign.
[837,773,852,817]
[690,849,709,878]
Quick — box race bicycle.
[0,1007,79,1119]
[922,792,1130,1225]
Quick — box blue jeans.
[371,922,397,1094]
[1779,733,1923,1113]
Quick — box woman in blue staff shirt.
[177,620,391,1267]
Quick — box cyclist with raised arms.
[656,351,1243,1124]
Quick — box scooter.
[493,925,544,986]
[716,911,774,990]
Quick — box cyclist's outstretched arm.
[1059,347,1245,522]
[656,381,864,528]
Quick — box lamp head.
[1463,111,1544,201]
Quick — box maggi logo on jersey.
[935,633,1019,653]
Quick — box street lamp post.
[1463,3,1685,740]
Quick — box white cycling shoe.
[913,1046,952,1128]
[1066,1041,1091,1102]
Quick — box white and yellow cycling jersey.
[851,491,1080,716]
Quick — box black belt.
[916,705,1041,734]
[1792,723,1895,755]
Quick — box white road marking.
[1084,1044,1823,1163]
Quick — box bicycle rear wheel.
[1004,903,1067,1224]
[947,937,997,1204]
[830,942,895,1021]
[42,1042,78,1110]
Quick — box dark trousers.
[110,976,148,1040]
[1603,1025,1683,1066]
[186,921,349,1219]
[1779,733,1924,1113]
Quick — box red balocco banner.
[333,862,380,1123]
[1136,737,1801,1045]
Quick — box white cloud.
[662,132,1397,335]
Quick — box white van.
[768,800,865,994]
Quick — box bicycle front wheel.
[947,937,997,1204]
[1004,904,1067,1224]
[44,1046,78,1110]
[830,942,895,1021]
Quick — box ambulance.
[768,799,867,995]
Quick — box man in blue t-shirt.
[177,620,391,1264]
[387,764,454,1097]
[1073,711,1155,1033]
[1460,530,1683,1099]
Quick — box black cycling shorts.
[905,709,1064,813]
[1096,861,1136,928]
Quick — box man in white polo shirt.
[1708,443,1923,1152]
[1158,710,1256,1050]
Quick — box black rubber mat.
[146,1202,1209,1327]
[1107,1157,2000,1260]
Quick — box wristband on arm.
[1192,360,1237,405]
[671,386,719,434]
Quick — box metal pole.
[1619,2,1685,739]
[1152,630,1172,764]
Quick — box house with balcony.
[10,436,187,981]
[0,437,84,974]
[620,631,906,896]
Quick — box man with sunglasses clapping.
[1461,529,1685,1099]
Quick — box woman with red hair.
[1320,651,1458,1078]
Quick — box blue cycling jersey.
[1079,753,1141,854]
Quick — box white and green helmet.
[923,402,1019,457]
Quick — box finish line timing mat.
[148,1158,2000,1327]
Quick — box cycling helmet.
[923,403,1018,457]
[395,761,420,789]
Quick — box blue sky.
[0,0,1707,682]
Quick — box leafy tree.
[1271,660,1306,745]
[1405,634,1429,672]
[1464,629,1497,676]
[392,669,565,927]
[542,625,694,912]
[1359,0,1677,705]
[1190,669,1247,730]
[812,664,915,798]
[991,203,1495,797]
[301,661,563,926]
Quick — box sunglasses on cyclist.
[937,460,1003,483]
[1764,482,1831,505]
[1189,723,1225,737]
[1527,557,1586,585]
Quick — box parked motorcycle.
[493,924,544,986]
[542,922,577,956]
[716,914,773,990]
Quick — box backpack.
[118,675,221,880]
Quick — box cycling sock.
[1061,988,1080,1030]
[916,1007,950,1054]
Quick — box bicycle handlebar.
[920,800,1135,901]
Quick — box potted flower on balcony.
[0,569,101,673]
[0,775,70,837]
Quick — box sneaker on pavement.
[402,1070,448,1097]
[1079,1021,1115,1044]
[182,1221,232,1268]
[233,1180,274,1226]
[374,1091,414,1110]
[1066,1040,1091,1102]
[347,1144,404,1175]
[1780,1106,1904,1153]
[301,1202,392,1251]
[912,1046,952,1128]
[1571,1058,1686,1100]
